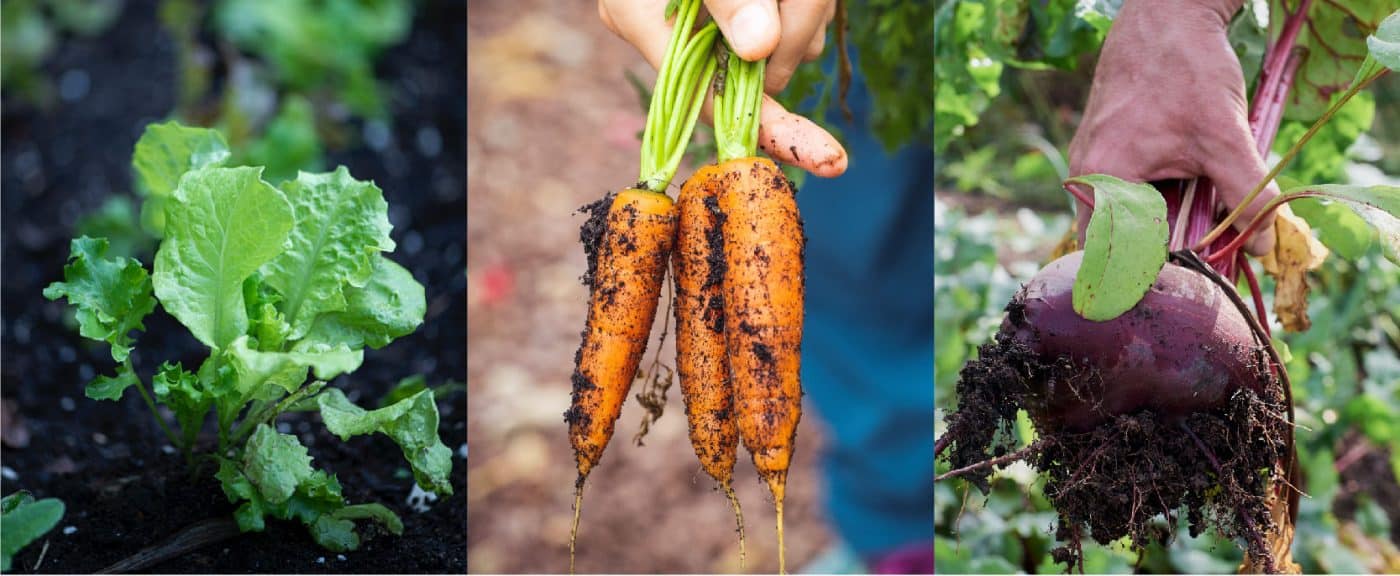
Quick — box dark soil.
[1,1,465,573]
[942,314,1289,572]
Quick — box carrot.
[563,1,718,572]
[719,156,803,574]
[565,188,675,572]
[711,43,805,574]
[673,164,746,567]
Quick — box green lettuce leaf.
[303,255,424,349]
[43,236,156,362]
[86,364,139,402]
[243,424,315,505]
[317,388,452,495]
[0,491,65,571]
[152,362,212,448]
[260,167,395,340]
[153,167,293,349]
[227,335,363,398]
[131,121,231,199]
[216,448,399,552]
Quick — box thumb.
[1204,133,1280,256]
[705,0,780,62]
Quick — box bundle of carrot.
[566,2,811,572]
[563,0,717,572]
[673,39,806,573]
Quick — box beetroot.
[940,250,1289,572]
[1005,251,1273,431]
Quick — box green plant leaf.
[227,335,363,398]
[153,166,294,349]
[317,388,453,495]
[44,237,156,362]
[74,196,155,260]
[1366,10,1400,71]
[1290,197,1375,260]
[1066,174,1169,321]
[86,364,140,402]
[131,121,231,199]
[0,491,64,572]
[260,168,395,341]
[332,503,402,535]
[1285,1,1393,121]
[1283,184,1400,264]
[243,424,315,505]
[303,256,424,349]
[152,362,212,447]
[245,95,324,183]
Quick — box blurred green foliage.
[212,0,414,117]
[1,0,124,106]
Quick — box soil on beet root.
[1,2,465,573]
[942,325,1288,571]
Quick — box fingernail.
[730,3,774,60]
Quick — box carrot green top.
[637,0,718,193]
[713,44,765,163]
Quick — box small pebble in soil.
[364,120,393,151]
[58,346,77,363]
[92,432,107,445]
[59,69,91,103]
[277,422,291,434]
[416,126,442,158]
[162,445,176,455]
[402,230,424,256]
[62,526,77,536]
[407,483,437,513]
[458,444,468,459]
[1,466,17,481]
[60,397,76,412]
[317,557,325,564]
[337,555,347,562]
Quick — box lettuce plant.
[44,121,451,552]
[1,491,64,571]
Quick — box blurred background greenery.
[934,0,1400,573]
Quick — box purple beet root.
[1005,251,1273,431]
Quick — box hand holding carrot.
[599,0,848,177]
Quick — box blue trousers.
[794,62,934,557]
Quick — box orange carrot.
[719,157,804,574]
[564,0,718,570]
[565,188,676,570]
[673,165,746,567]
[708,31,805,571]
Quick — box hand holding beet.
[1069,0,1279,256]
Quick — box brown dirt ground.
[465,1,833,573]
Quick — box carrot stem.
[638,0,719,192]
[714,44,765,162]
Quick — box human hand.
[599,0,848,177]
[1069,0,1276,255]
